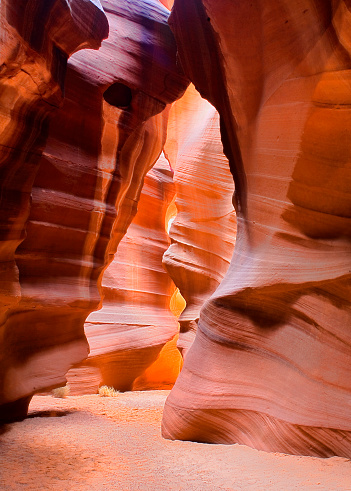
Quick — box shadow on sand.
[27,410,73,419]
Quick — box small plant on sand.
[98,385,119,397]
[52,384,70,398]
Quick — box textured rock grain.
[72,156,181,393]
[162,0,351,457]
[163,84,236,356]
[0,0,188,421]
[0,0,108,422]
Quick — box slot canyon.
[0,0,351,489]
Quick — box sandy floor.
[0,391,350,490]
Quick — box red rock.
[0,0,188,421]
[163,84,236,357]
[162,0,351,457]
[0,0,108,422]
[71,155,181,393]
[0,0,108,322]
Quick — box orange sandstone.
[0,0,108,422]
[72,155,181,393]
[162,0,351,458]
[163,84,236,357]
[0,0,188,422]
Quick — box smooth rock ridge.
[163,84,236,357]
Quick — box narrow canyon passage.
[1,0,351,470]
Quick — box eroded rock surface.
[71,156,181,393]
[0,0,188,421]
[0,0,108,421]
[162,0,351,457]
[163,84,236,357]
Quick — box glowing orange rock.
[162,0,351,457]
[73,156,181,393]
[163,84,236,357]
[0,0,108,421]
[0,0,188,421]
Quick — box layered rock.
[162,0,351,457]
[70,155,181,393]
[0,0,188,421]
[0,0,108,322]
[163,84,236,357]
[0,0,108,421]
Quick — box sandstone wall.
[0,0,108,421]
[68,83,236,394]
[163,84,236,357]
[0,0,188,421]
[69,155,181,393]
[162,0,351,458]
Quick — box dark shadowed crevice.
[169,0,247,216]
[103,82,133,109]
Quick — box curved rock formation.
[71,155,181,393]
[163,84,236,357]
[0,0,188,421]
[162,0,351,457]
[0,0,108,421]
[0,0,108,322]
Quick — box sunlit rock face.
[0,0,108,422]
[162,84,236,357]
[159,1,174,8]
[0,0,188,421]
[162,0,351,457]
[70,155,181,393]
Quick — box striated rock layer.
[0,0,108,421]
[71,155,181,393]
[163,84,236,357]
[162,0,351,457]
[0,0,188,421]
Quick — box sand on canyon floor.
[0,390,350,490]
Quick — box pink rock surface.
[0,0,108,421]
[0,0,188,421]
[163,86,236,356]
[163,84,236,357]
[162,0,351,457]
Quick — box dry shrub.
[98,385,119,397]
[52,384,70,398]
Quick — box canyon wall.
[3,0,350,460]
[68,83,236,394]
[68,155,181,394]
[0,0,109,421]
[163,84,236,357]
[162,0,351,458]
[0,0,188,421]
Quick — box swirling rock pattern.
[72,155,181,393]
[162,0,351,457]
[0,0,108,421]
[163,84,236,357]
[0,0,188,421]
[0,0,108,322]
